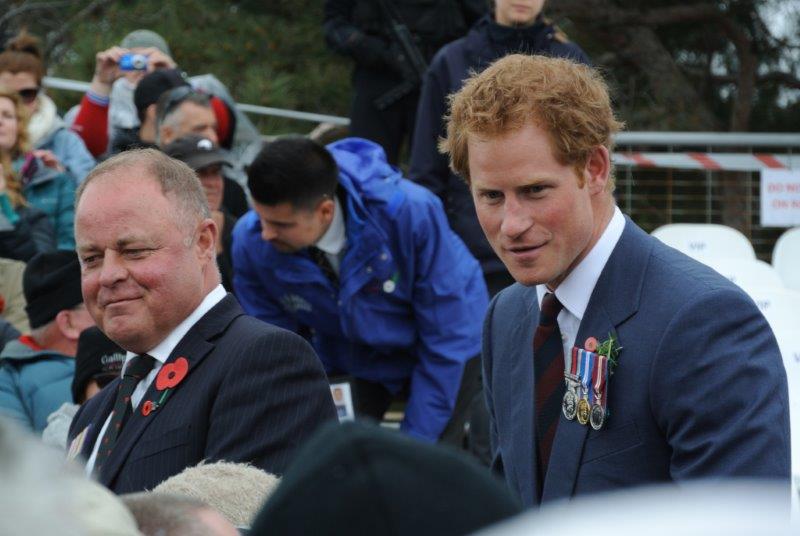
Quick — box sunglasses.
[18,87,40,104]
[161,85,209,118]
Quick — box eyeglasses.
[18,87,40,104]
[159,85,209,120]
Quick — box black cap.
[71,326,126,403]
[23,251,83,329]
[250,421,520,535]
[133,68,189,117]
[163,135,230,170]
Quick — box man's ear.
[195,218,218,264]
[159,124,173,145]
[55,309,82,341]
[317,197,335,225]
[583,145,610,194]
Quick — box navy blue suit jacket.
[483,218,791,507]
[68,294,337,493]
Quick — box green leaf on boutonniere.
[597,332,622,372]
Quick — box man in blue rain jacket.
[232,137,488,443]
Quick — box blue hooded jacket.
[0,337,74,433]
[233,138,489,441]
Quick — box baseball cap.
[164,135,231,170]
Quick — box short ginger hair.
[440,54,624,188]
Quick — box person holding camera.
[70,30,177,159]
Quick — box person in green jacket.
[0,251,94,432]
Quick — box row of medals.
[562,373,605,430]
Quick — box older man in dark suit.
[68,148,336,493]
[440,54,790,507]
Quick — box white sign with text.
[761,169,800,227]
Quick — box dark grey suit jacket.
[68,294,337,493]
[483,218,790,506]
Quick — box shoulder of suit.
[491,282,536,318]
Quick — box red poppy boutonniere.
[156,357,189,390]
[141,357,190,416]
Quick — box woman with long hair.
[0,30,95,182]
[0,86,74,253]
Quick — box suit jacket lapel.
[508,289,540,505]
[541,218,650,502]
[98,294,243,487]
[80,384,117,460]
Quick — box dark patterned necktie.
[308,246,339,286]
[533,292,565,483]
[93,354,156,472]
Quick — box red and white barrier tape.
[612,152,800,172]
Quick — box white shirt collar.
[123,284,227,368]
[315,196,347,256]
[537,206,625,321]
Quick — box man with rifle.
[323,0,485,165]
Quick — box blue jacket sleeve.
[54,173,76,250]
[651,287,790,480]
[0,365,34,430]
[231,225,299,333]
[50,129,96,184]
[400,193,489,441]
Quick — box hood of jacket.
[326,137,407,220]
[0,338,68,362]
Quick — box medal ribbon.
[580,349,594,400]
[595,355,608,409]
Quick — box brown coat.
[0,257,29,333]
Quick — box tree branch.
[44,0,116,57]
[0,0,71,27]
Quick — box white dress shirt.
[536,206,625,357]
[315,197,347,274]
[85,284,227,475]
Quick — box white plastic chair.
[736,286,800,516]
[697,257,784,291]
[652,223,756,260]
[773,227,800,291]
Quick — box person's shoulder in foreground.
[440,53,789,506]
[68,148,335,493]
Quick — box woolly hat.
[133,68,188,117]
[71,327,126,404]
[250,421,520,535]
[23,251,83,329]
[120,29,171,57]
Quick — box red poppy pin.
[156,357,189,391]
[141,357,190,417]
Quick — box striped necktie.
[533,292,565,484]
[93,353,155,472]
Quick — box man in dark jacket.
[409,0,589,296]
[323,0,485,164]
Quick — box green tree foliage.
[8,0,352,135]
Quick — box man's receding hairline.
[77,162,202,229]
